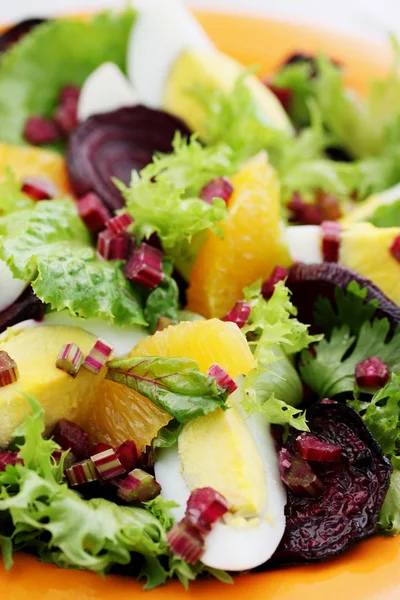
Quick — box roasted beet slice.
[287,262,400,330]
[0,287,44,334]
[67,106,191,210]
[0,19,46,54]
[273,402,392,563]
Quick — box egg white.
[285,225,322,264]
[77,62,138,122]
[0,260,28,313]
[127,0,214,108]
[155,404,286,571]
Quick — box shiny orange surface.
[1,9,399,600]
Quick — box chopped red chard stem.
[222,300,251,328]
[115,440,139,472]
[262,265,288,299]
[90,448,125,480]
[185,487,229,534]
[0,350,19,388]
[117,468,161,503]
[82,338,113,375]
[58,85,80,106]
[23,115,61,145]
[56,343,84,377]
[97,229,133,261]
[106,213,134,235]
[199,176,234,205]
[78,192,111,234]
[296,433,342,463]
[263,80,293,112]
[279,450,324,498]
[65,459,98,486]
[167,519,205,564]
[0,451,22,471]
[52,419,91,459]
[321,220,341,263]
[207,363,237,394]
[124,242,164,290]
[91,443,112,455]
[54,86,80,135]
[22,176,59,200]
[355,356,389,388]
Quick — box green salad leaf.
[107,356,228,422]
[144,258,179,335]
[118,135,229,255]
[0,9,136,144]
[378,469,400,536]
[0,169,34,215]
[271,61,314,126]
[367,197,400,227]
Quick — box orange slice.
[186,152,290,318]
[0,143,71,194]
[130,318,256,377]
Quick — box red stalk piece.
[52,419,91,459]
[207,363,237,394]
[117,468,161,503]
[124,242,164,290]
[222,300,251,328]
[106,213,134,235]
[23,115,61,145]
[97,229,133,260]
[296,433,342,463]
[262,265,288,299]
[279,449,324,497]
[185,487,229,534]
[65,459,98,486]
[0,451,22,471]
[199,177,234,205]
[22,176,59,200]
[355,356,389,388]
[263,80,293,112]
[56,343,84,377]
[0,350,19,387]
[321,220,341,263]
[83,338,113,375]
[115,440,139,472]
[390,235,400,263]
[90,448,125,480]
[167,518,205,564]
[78,192,111,234]
[91,443,112,455]
[54,85,80,135]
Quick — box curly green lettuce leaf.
[0,9,136,144]
[0,169,34,215]
[106,356,228,422]
[378,469,400,536]
[118,135,229,254]
[367,197,400,227]
[144,275,179,334]
[271,61,314,127]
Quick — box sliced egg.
[0,260,28,312]
[285,225,322,264]
[155,386,286,571]
[43,310,148,358]
[127,0,214,108]
[77,62,138,122]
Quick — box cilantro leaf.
[0,10,135,144]
[314,281,379,336]
[300,319,400,398]
[106,356,228,422]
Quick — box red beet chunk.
[24,116,61,145]
[55,101,78,136]
[115,440,139,472]
[0,287,45,335]
[67,106,191,210]
[390,235,400,262]
[52,419,91,460]
[279,450,323,497]
[124,242,164,289]
[58,85,80,106]
[186,487,229,534]
[0,451,23,470]
[272,402,392,564]
[78,192,111,234]
[287,192,341,226]
[262,265,288,299]
[97,229,133,261]
[321,220,341,263]
[355,356,389,389]
[22,176,59,201]
[0,19,45,54]
[296,433,342,463]
[222,300,251,328]
[199,177,234,205]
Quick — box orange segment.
[187,153,291,318]
[0,143,71,194]
[80,380,171,451]
[130,318,256,377]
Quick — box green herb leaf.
[0,10,136,144]
[106,356,228,422]
[378,469,400,536]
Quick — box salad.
[0,0,399,590]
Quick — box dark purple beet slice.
[0,19,46,54]
[286,262,400,330]
[272,402,392,563]
[0,287,45,334]
[67,106,191,210]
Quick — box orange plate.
[1,9,400,600]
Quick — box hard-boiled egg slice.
[78,62,138,122]
[155,387,286,571]
[0,260,28,312]
[128,0,214,108]
[285,225,322,264]
[43,310,148,358]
